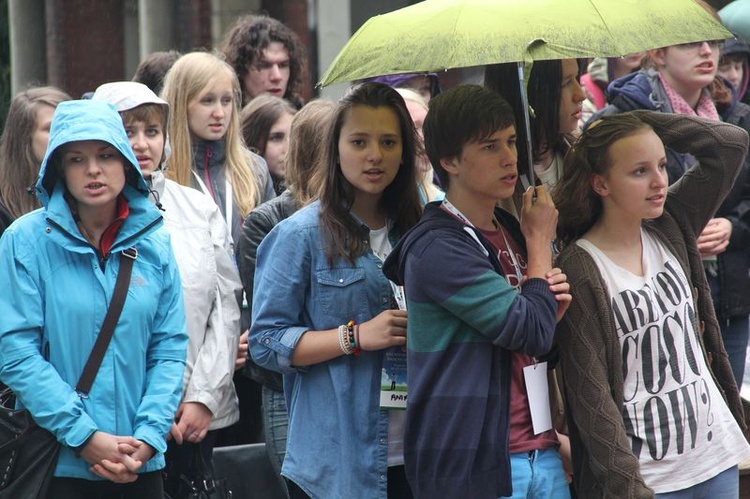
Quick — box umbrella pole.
[516,61,536,193]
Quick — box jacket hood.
[91,81,172,170]
[383,203,457,286]
[36,99,149,208]
[606,69,662,111]
[721,35,750,100]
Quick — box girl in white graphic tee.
[553,110,750,498]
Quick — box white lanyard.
[441,199,523,282]
[192,170,233,226]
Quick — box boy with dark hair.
[384,85,571,499]
[220,15,307,108]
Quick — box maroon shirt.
[477,224,558,453]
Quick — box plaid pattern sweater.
[556,112,749,498]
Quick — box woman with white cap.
[92,82,243,488]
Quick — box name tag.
[523,361,552,434]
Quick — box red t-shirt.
[477,224,558,453]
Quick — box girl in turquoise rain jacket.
[0,99,187,495]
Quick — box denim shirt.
[250,201,398,499]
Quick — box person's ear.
[440,156,460,176]
[591,173,608,197]
[649,48,667,68]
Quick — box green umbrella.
[319,0,730,85]
[319,0,731,186]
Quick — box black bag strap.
[75,247,138,397]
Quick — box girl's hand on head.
[358,310,408,352]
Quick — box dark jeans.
[47,470,163,499]
[286,465,413,499]
[720,315,749,386]
[708,273,750,386]
[262,385,290,497]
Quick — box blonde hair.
[161,51,260,218]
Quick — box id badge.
[522,361,552,434]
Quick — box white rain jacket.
[93,82,242,429]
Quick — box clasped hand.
[80,431,154,483]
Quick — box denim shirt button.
[379,438,386,445]
[376,263,382,269]
[264,338,271,345]
[339,278,344,283]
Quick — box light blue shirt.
[250,201,397,499]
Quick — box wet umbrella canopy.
[720,0,750,41]
[319,0,731,186]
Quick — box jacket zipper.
[203,147,216,200]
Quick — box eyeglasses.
[674,40,725,51]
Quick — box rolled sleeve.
[250,215,313,374]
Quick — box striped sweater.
[383,204,557,499]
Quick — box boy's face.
[443,125,518,202]
[718,54,745,93]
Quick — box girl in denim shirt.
[250,83,422,498]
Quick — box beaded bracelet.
[338,324,353,355]
[347,320,360,356]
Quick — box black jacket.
[236,190,299,391]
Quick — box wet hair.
[240,94,297,157]
[283,99,336,206]
[132,50,182,95]
[484,59,585,168]
[220,15,307,107]
[554,113,653,246]
[0,86,72,218]
[317,83,422,266]
[423,85,515,189]
[161,51,262,218]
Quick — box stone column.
[8,0,46,94]
[316,0,350,100]
[138,0,178,59]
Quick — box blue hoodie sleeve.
[0,228,98,448]
[132,242,188,452]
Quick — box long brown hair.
[240,94,296,157]
[0,86,71,218]
[554,113,652,247]
[317,83,422,266]
[285,99,336,207]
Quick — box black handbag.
[165,443,232,499]
[0,247,136,498]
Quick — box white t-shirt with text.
[577,229,750,493]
